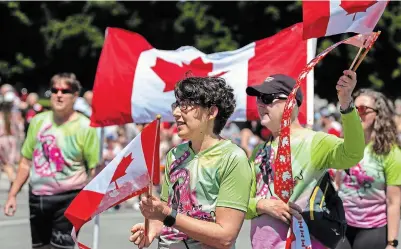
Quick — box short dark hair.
[50,73,82,93]
[174,76,236,134]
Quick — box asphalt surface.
[0,173,251,249]
[1,173,399,249]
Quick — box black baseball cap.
[246,74,303,106]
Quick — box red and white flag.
[64,118,160,249]
[303,0,388,40]
[90,23,308,127]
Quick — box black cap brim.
[246,86,262,96]
[246,84,282,97]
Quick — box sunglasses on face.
[50,87,74,95]
[257,93,288,105]
[356,105,377,116]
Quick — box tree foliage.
[0,1,400,101]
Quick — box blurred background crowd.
[1,82,401,211]
[1,0,401,212]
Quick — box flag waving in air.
[90,23,309,127]
[64,118,160,249]
[303,0,389,39]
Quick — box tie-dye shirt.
[335,144,401,228]
[246,108,364,249]
[159,139,252,249]
[21,111,100,196]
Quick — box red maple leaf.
[110,153,134,189]
[340,1,377,21]
[151,57,227,92]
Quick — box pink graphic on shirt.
[33,124,69,177]
[161,151,215,241]
[343,162,374,190]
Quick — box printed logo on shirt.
[33,124,70,177]
[162,149,216,241]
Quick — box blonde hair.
[50,73,82,93]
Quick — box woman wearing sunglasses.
[333,89,401,249]
[244,72,365,249]
[129,76,252,249]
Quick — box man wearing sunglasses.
[4,73,100,249]
[244,72,365,249]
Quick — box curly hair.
[174,76,236,134]
[354,88,401,155]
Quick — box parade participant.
[245,72,365,249]
[0,91,21,188]
[4,73,100,249]
[334,89,401,249]
[129,76,252,249]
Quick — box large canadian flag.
[90,23,308,127]
[303,0,388,39]
[64,118,160,249]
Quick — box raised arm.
[312,70,365,169]
[311,108,365,169]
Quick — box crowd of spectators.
[1,83,401,210]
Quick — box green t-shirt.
[159,140,252,248]
[246,108,365,219]
[21,111,100,195]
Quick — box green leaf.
[15,53,35,69]
[126,11,142,29]
[7,2,19,9]
[368,73,384,90]
[264,6,280,21]
[40,14,104,54]
[12,9,32,25]
[5,1,32,26]
[174,2,237,53]
[392,69,401,78]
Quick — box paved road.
[1,174,400,249]
[0,174,251,249]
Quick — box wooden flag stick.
[349,46,364,71]
[352,45,373,72]
[352,31,381,72]
[144,115,162,236]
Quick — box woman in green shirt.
[130,76,253,249]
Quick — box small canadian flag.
[64,117,160,249]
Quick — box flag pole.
[144,115,162,235]
[351,31,381,71]
[306,38,317,127]
[349,46,364,70]
[92,127,105,249]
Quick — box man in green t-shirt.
[4,73,100,249]
[129,76,252,249]
[245,72,365,249]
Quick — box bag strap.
[258,140,272,173]
[259,138,274,196]
[183,239,190,249]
